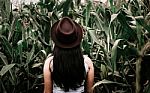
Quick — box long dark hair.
[52,45,86,91]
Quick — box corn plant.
[0,0,150,93]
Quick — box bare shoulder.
[44,56,53,65]
[83,55,93,68]
[43,55,53,72]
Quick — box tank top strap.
[83,55,89,73]
[46,54,53,72]
[84,62,89,74]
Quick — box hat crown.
[51,17,83,48]
[57,18,75,35]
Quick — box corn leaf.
[0,64,15,77]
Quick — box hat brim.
[51,19,83,48]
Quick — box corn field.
[1,0,150,93]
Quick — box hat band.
[56,31,77,44]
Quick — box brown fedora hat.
[51,17,83,48]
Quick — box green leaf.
[135,16,150,34]
[0,36,13,58]
[90,12,103,31]
[85,0,92,27]
[26,45,35,65]
[0,25,2,32]
[111,39,123,72]
[31,50,47,61]
[110,14,118,23]
[82,36,91,55]
[117,11,135,39]
[63,0,72,16]
[0,52,8,65]
[32,63,43,68]
[0,64,15,77]
[109,0,115,12]
[47,1,55,12]
[88,28,100,45]
[37,74,43,78]
[136,19,143,49]
[100,64,108,79]
[92,79,129,88]
[8,15,19,41]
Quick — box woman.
[43,17,94,93]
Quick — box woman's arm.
[43,57,53,93]
[85,56,94,93]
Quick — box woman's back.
[46,55,91,93]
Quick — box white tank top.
[49,56,89,93]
